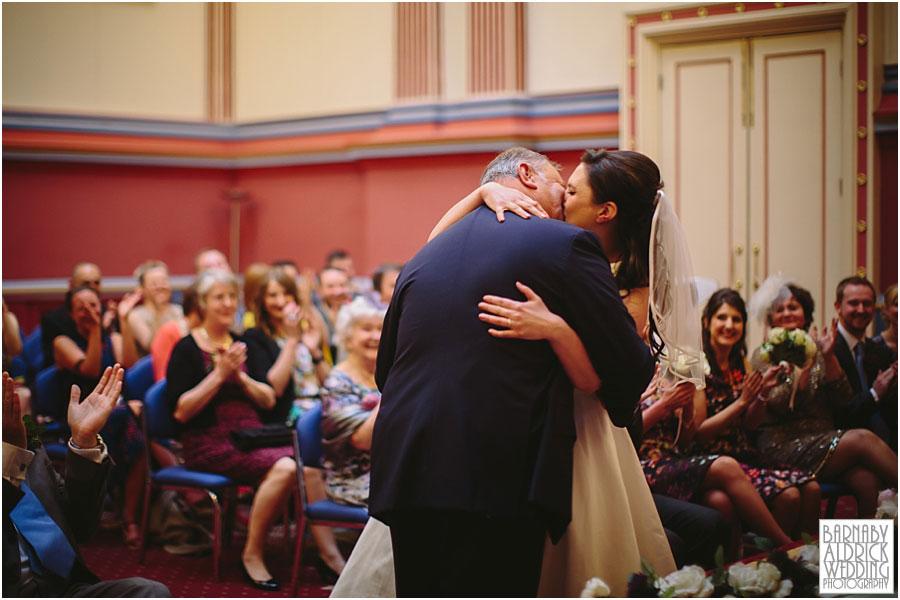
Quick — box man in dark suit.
[3,368,170,597]
[369,147,654,596]
[831,276,898,449]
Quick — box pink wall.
[3,150,585,280]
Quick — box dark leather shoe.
[241,560,280,591]
[314,556,340,585]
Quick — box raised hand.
[214,341,247,382]
[300,310,323,353]
[873,361,898,398]
[478,281,561,340]
[479,182,549,222]
[817,318,838,356]
[758,365,783,399]
[117,288,144,320]
[68,364,124,447]
[740,370,764,406]
[283,302,303,340]
[661,381,695,413]
[101,300,117,332]
[2,372,26,449]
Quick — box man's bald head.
[71,262,101,291]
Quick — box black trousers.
[388,510,546,597]
[654,494,731,569]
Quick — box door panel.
[660,41,744,293]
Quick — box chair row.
[139,381,368,593]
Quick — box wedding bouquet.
[757,327,817,368]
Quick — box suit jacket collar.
[837,320,865,351]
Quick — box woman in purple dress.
[165,269,296,591]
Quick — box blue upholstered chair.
[32,365,68,462]
[290,402,368,593]
[138,379,238,580]
[124,354,155,401]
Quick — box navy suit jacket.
[833,333,896,438]
[3,447,109,597]
[369,207,654,541]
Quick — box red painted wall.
[3,150,585,280]
[3,161,233,278]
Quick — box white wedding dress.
[331,390,676,598]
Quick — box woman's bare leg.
[768,487,800,538]
[243,457,298,581]
[700,456,792,547]
[820,429,897,487]
[796,481,821,539]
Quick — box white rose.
[769,327,787,344]
[795,544,819,566]
[580,577,610,598]
[758,344,772,363]
[774,579,793,598]
[788,329,806,346]
[660,565,713,598]
[876,489,898,519]
[727,562,782,596]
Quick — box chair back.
[297,402,323,467]
[22,327,44,372]
[34,365,66,421]
[143,379,174,440]
[124,355,155,401]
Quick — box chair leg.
[209,490,223,582]
[291,493,305,596]
[825,495,838,519]
[138,480,153,564]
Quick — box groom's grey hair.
[480,147,560,185]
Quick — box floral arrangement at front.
[581,538,821,598]
[758,327,817,368]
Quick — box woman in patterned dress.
[320,296,385,507]
[693,288,821,538]
[165,269,296,591]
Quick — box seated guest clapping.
[244,267,329,424]
[53,285,145,548]
[747,278,897,516]
[165,269,298,591]
[243,267,343,578]
[320,297,384,507]
[126,260,183,356]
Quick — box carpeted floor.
[81,523,339,598]
[79,496,859,598]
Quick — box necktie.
[854,341,868,388]
[9,482,77,578]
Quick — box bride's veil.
[649,191,706,390]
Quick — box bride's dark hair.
[580,149,662,296]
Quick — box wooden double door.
[658,29,847,340]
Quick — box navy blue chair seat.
[820,481,853,518]
[124,355,155,401]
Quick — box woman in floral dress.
[692,288,820,539]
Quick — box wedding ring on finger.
[507,317,512,328]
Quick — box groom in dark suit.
[3,368,170,597]
[369,147,654,596]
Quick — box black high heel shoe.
[314,556,340,585]
[241,560,280,591]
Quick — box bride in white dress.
[333,149,703,597]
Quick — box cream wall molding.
[3,90,619,168]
